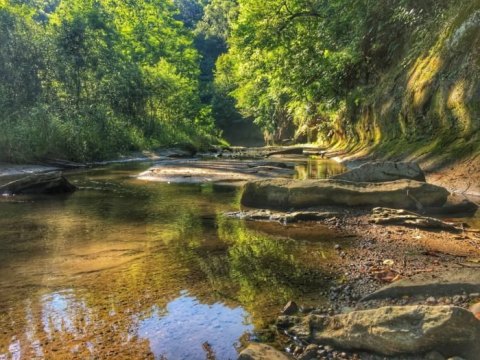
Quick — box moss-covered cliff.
[327,0,480,168]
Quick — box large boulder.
[332,161,426,183]
[241,179,449,210]
[0,171,76,195]
[286,306,480,359]
[238,343,293,360]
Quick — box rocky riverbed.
[230,152,480,360]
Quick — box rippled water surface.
[0,161,346,360]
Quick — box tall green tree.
[0,0,218,162]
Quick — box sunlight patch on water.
[135,291,252,360]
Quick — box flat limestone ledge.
[240,179,450,210]
[137,159,294,184]
[362,268,480,301]
[284,305,480,359]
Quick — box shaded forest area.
[1,0,479,163]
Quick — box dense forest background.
[1,0,479,163]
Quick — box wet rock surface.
[241,179,449,210]
[332,161,426,183]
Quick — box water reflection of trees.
[295,159,346,180]
[0,173,330,358]
[147,207,328,328]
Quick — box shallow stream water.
[0,159,349,360]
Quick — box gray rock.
[288,306,480,358]
[238,343,293,360]
[362,269,480,301]
[225,210,343,224]
[332,161,425,183]
[0,171,76,195]
[241,179,449,210]
[283,301,299,315]
[138,159,294,184]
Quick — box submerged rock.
[332,161,426,183]
[0,171,76,195]
[225,209,343,224]
[287,306,480,358]
[241,179,449,210]
[237,343,293,360]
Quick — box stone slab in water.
[241,179,449,210]
[225,209,343,224]
[286,306,480,358]
[362,269,480,301]
[138,159,294,184]
[332,161,426,183]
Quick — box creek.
[0,159,348,360]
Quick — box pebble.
[282,300,299,315]
[469,302,480,320]
[426,296,437,305]
[324,345,334,352]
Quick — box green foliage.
[215,0,455,143]
[0,0,219,162]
